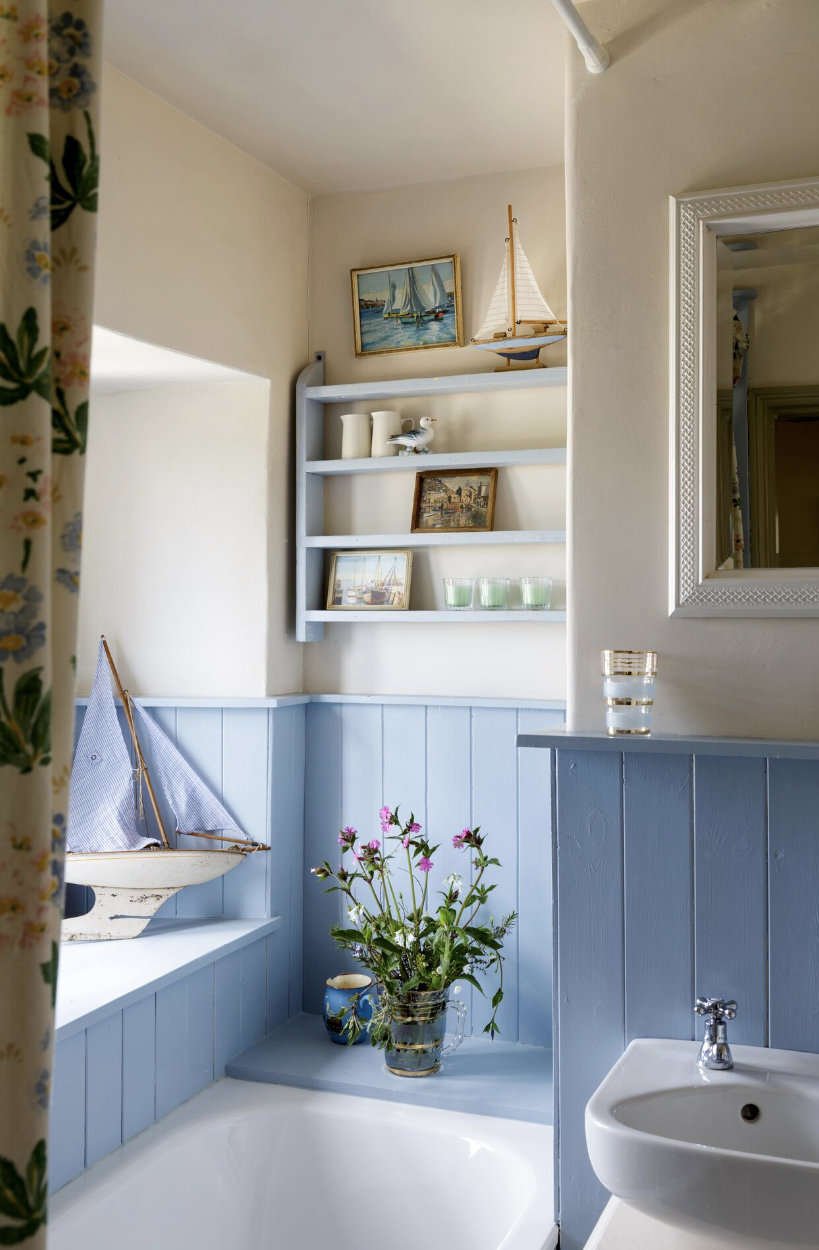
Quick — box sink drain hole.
[740,1103,760,1123]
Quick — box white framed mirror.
[670,174,819,616]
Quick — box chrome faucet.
[695,997,737,1070]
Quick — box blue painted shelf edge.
[303,367,568,402]
[226,1013,554,1125]
[517,727,819,760]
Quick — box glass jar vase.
[382,987,466,1077]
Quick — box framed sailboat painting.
[351,255,463,356]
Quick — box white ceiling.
[102,0,567,195]
[90,327,262,392]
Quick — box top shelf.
[302,367,568,404]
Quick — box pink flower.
[402,835,410,849]
[418,857,434,873]
[352,843,362,862]
[381,821,391,834]
[409,822,421,833]
[379,806,392,822]
[368,839,380,851]
[452,832,467,849]
[338,826,357,845]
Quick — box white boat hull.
[62,849,244,942]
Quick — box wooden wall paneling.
[302,703,342,1013]
[555,749,624,1250]
[624,753,694,1042]
[121,994,156,1142]
[768,758,819,1053]
[694,755,768,1046]
[471,709,519,1040]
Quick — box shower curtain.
[0,1,101,1241]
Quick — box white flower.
[395,927,416,948]
[436,965,443,974]
[453,986,462,995]
[443,873,463,896]
[463,963,472,975]
[347,904,364,925]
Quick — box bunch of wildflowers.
[310,806,516,1046]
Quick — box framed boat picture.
[411,468,498,534]
[351,255,463,357]
[327,550,413,610]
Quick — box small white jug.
[339,412,372,460]
[371,410,413,458]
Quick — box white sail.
[382,273,396,318]
[428,264,449,310]
[398,266,432,317]
[513,235,557,324]
[131,699,244,837]
[67,642,157,853]
[473,251,511,341]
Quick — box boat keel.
[61,884,183,941]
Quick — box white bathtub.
[50,1078,556,1250]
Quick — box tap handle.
[695,996,737,1021]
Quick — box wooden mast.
[508,204,517,331]
[101,635,170,849]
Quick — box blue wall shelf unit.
[296,354,568,641]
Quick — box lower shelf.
[305,609,566,623]
[226,1012,553,1124]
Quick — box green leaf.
[12,668,42,738]
[0,1160,29,1221]
[0,322,21,375]
[455,973,485,995]
[16,308,38,362]
[491,989,503,1008]
[62,133,87,192]
[0,723,22,767]
[370,935,404,955]
[40,943,58,1008]
[29,690,51,757]
[75,400,89,452]
[0,1222,41,1245]
[332,928,364,942]
[26,131,50,165]
[24,1141,46,1211]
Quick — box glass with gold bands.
[601,650,658,736]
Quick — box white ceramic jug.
[371,410,413,457]
[339,412,372,460]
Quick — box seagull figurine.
[387,416,437,455]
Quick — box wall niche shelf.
[296,354,568,642]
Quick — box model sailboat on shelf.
[63,637,268,942]
[472,205,567,367]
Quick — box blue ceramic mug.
[323,974,376,1045]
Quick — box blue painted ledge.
[226,1013,553,1124]
[56,916,281,1041]
[516,727,819,760]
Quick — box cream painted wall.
[89,65,308,695]
[306,166,568,698]
[78,382,270,696]
[567,0,819,738]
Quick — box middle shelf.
[304,530,566,548]
[305,447,567,475]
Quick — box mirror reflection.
[715,224,819,569]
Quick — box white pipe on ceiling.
[550,0,610,73]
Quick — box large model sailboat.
[472,205,567,367]
[63,638,268,941]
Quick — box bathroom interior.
[3,1,819,1248]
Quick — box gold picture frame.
[327,549,413,610]
[351,255,463,358]
[411,467,498,534]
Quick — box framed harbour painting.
[327,550,413,610]
[411,468,498,534]
[351,255,463,357]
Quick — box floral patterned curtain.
[0,1,100,1240]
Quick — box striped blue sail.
[67,641,157,853]
[130,699,244,837]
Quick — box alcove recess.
[296,354,568,638]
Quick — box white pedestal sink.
[586,1038,819,1250]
